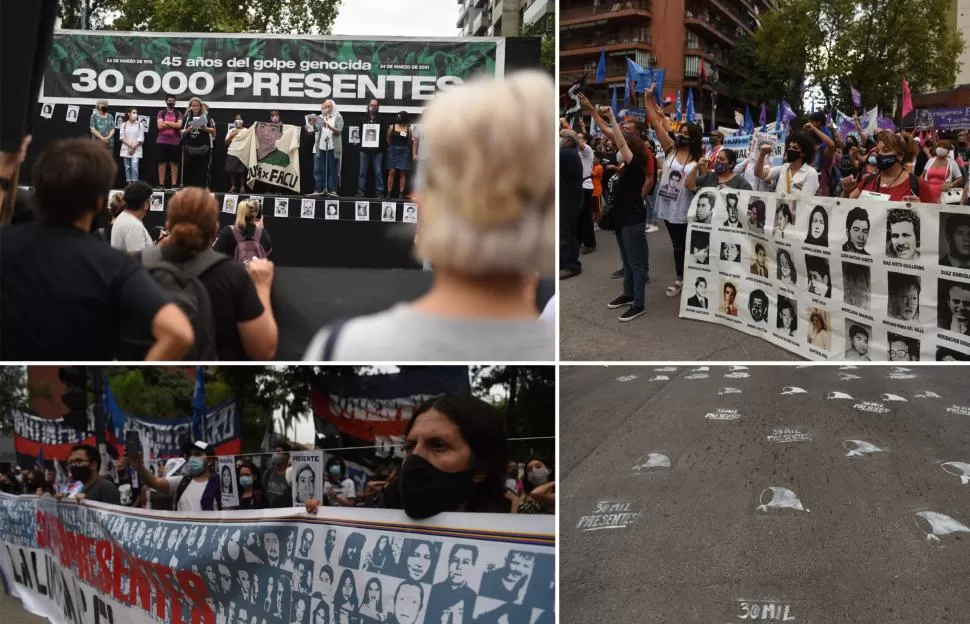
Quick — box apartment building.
[458,0,554,37]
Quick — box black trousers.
[182,150,211,188]
[577,188,596,249]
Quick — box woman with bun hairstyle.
[303,71,555,361]
[146,187,278,360]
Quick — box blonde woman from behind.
[304,70,555,361]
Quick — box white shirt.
[655,152,697,224]
[165,476,207,512]
[579,144,595,190]
[766,163,819,197]
[323,478,356,506]
[119,121,145,158]
[111,210,153,253]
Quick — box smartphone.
[125,431,141,459]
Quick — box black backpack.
[124,247,227,360]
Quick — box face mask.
[272,453,288,467]
[876,154,898,171]
[398,454,474,519]
[235,119,243,127]
[239,476,254,488]
[786,149,802,163]
[70,466,92,483]
[936,147,948,158]
[713,162,731,174]
[271,116,280,123]
[100,106,109,113]
[867,155,877,165]
[186,457,205,476]
[167,101,175,108]
[675,135,689,148]
[527,467,550,486]
[328,466,342,478]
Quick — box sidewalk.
[560,224,799,361]
[0,588,47,624]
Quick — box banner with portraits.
[680,188,970,361]
[0,493,554,624]
[226,122,303,192]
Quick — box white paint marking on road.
[757,487,809,513]
[780,386,807,395]
[632,453,671,472]
[705,408,741,421]
[881,393,908,402]
[577,501,640,532]
[843,439,885,457]
[838,373,861,380]
[766,428,813,443]
[827,391,854,400]
[685,373,710,380]
[691,366,710,372]
[736,600,797,621]
[946,405,970,416]
[729,365,749,370]
[724,371,750,379]
[649,375,670,381]
[853,401,890,414]
[718,387,743,395]
[914,511,970,544]
[838,365,860,370]
[915,390,941,399]
[941,462,970,485]
[615,375,638,382]
[654,366,678,372]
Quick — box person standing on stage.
[156,95,183,190]
[358,98,385,197]
[180,97,216,189]
[308,100,344,197]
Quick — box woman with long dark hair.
[512,457,555,514]
[358,578,386,623]
[333,569,359,623]
[804,205,829,247]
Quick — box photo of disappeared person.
[937,346,970,361]
[842,207,870,255]
[750,242,769,277]
[747,197,766,232]
[888,333,919,361]
[748,289,769,323]
[687,277,709,309]
[940,213,970,269]
[694,191,715,224]
[777,296,798,337]
[805,255,832,298]
[844,322,872,361]
[720,242,741,263]
[842,262,871,309]
[774,201,794,239]
[807,308,831,351]
[689,230,710,265]
[721,281,738,316]
[723,193,743,228]
[887,272,921,321]
[804,204,829,247]
[776,249,797,287]
[886,209,920,260]
[938,279,970,335]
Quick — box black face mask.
[398,454,475,519]
[675,135,689,148]
[100,106,109,113]
[876,154,898,171]
[787,149,802,163]
[166,101,175,108]
[70,466,92,483]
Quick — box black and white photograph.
[719,242,741,263]
[887,272,921,321]
[722,193,743,229]
[842,206,871,255]
[362,123,380,148]
[381,202,396,222]
[842,261,871,309]
[291,592,312,624]
[364,535,399,576]
[720,280,739,317]
[940,212,970,269]
[686,276,709,309]
[325,200,340,220]
[479,549,546,606]
[274,197,289,218]
[938,278,970,335]
[66,104,79,123]
[747,196,766,232]
[218,457,239,509]
[150,192,164,212]
[138,114,151,133]
[886,208,921,260]
[291,451,324,507]
[776,295,798,337]
[689,230,710,265]
[804,204,830,247]
[294,558,315,594]
[748,289,770,324]
[773,199,795,239]
[776,248,797,287]
[937,346,970,361]
[805,254,831,298]
[349,126,361,144]
[223,194,238,214]
[339,532,368,570]
[394,539,440,583]
[843,321,872,361]
[402,203,418,224]
[887,332,920,361]
[749,241,768,277]
[296,198,312,218]
[355,201,370,221]
[693,191,715,224]
[40,103,54,119]
[806,307,832,351]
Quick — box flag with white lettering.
[227,122,302,192]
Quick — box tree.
[60,0,343,35]
[728,34,804,114]
[472,366,555,464]
[0,367,28,434]
[520,20,554,73]
[749,0,964,115]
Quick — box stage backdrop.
[679,188,970,361]
[0,494,555,624]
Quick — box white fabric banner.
[0,493,555,624]
[227,122,302,192]
[680,188,970,361]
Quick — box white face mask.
[528,467,551,486]
[936,147,948,158]
[235,119,243,127]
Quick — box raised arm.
[753,144,773,181]
[643,83,673,154]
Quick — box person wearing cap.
[110,180,155,253]
[132,440,222,511]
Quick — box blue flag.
[743,104,754,134]
[675,90,682,123]
[686,89,695,124]
[595,49,607,83]
[775,100,782,126]
[759,102,767,131]
[192,366,205,442]
[611,87,618,118]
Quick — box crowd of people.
[0,71,555,361]
[560,81,970,325]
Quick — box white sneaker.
[645,224,659,233]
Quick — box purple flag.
[759,102,767,129]
[850,85,861,108]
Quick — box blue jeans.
[358,152,384,195]
[314,151,340,193]
[123,157,139,182]
[616,222,648,307]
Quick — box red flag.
[901,78,914,118]
[699,61,707,84]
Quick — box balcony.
[685,9,742,47]
[523,0,553,27]
[560,0,652,29]
[707,0,756,36]
[560,34,653,59]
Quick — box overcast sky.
[331,0,461,38]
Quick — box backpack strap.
[230,225,244,243]
[173,475,192,510]
[909,173,920,198]
[322,319,348,361]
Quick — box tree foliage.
[748,0,964,114]
[0,367,29,435]
[521,20,555,73]
[59,0,343,35]
[471,366,555,464]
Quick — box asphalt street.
[560,225,798,361]
[1,586,46,624]
[561,365,970,623]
